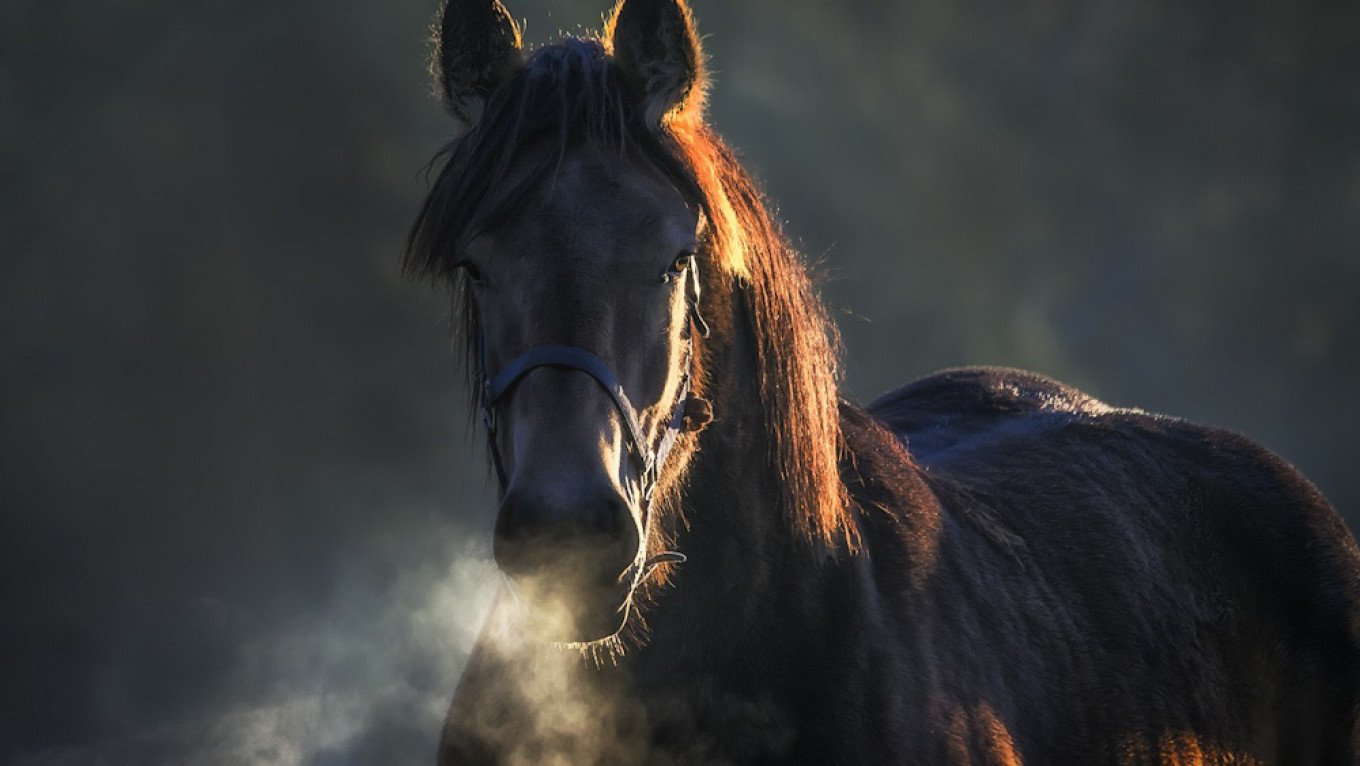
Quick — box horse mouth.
[503,551,686,645]
[505,565,636,644]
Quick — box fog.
[2,0,1356,761]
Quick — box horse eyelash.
[454,260,484,282]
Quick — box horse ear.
[605,0,707,126]
[433,0,524,130]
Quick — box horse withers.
[405,0,1360,762]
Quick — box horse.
[404,1,1360,762]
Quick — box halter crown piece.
[477,261,708,517]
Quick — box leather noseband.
[477,263,706,512]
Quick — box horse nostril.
[493,483,639,580]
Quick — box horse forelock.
[405,33,858,554]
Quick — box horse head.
[411,0,713,645]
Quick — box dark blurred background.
[2,0,1356,762]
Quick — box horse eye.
[455,261,484,283]
[665,252,694,279]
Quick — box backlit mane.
[405,37,857,552]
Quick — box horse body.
[446,367,1360,766]
[863,368,1359,763]
[410,1,1360,763]
[445,363,1360,764]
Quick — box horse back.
[858,366,1360,762]
[867,366,1116,462]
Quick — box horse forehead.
[522,150,689,254]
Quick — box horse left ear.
[605,0,707,126]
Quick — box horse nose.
[493,481,639,581]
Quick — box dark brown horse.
[406,1,1360,762]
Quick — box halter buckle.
[641,459,659,503]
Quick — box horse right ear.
[432,0,524,131]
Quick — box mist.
[2,0,1356,761]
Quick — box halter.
[477,262,708,513]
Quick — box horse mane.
[404,37,857,553]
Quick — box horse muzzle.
[493,481,642,642]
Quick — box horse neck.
[642,281,832,663]
[687,308,787,558]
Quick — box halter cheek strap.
[477,264,704,510]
